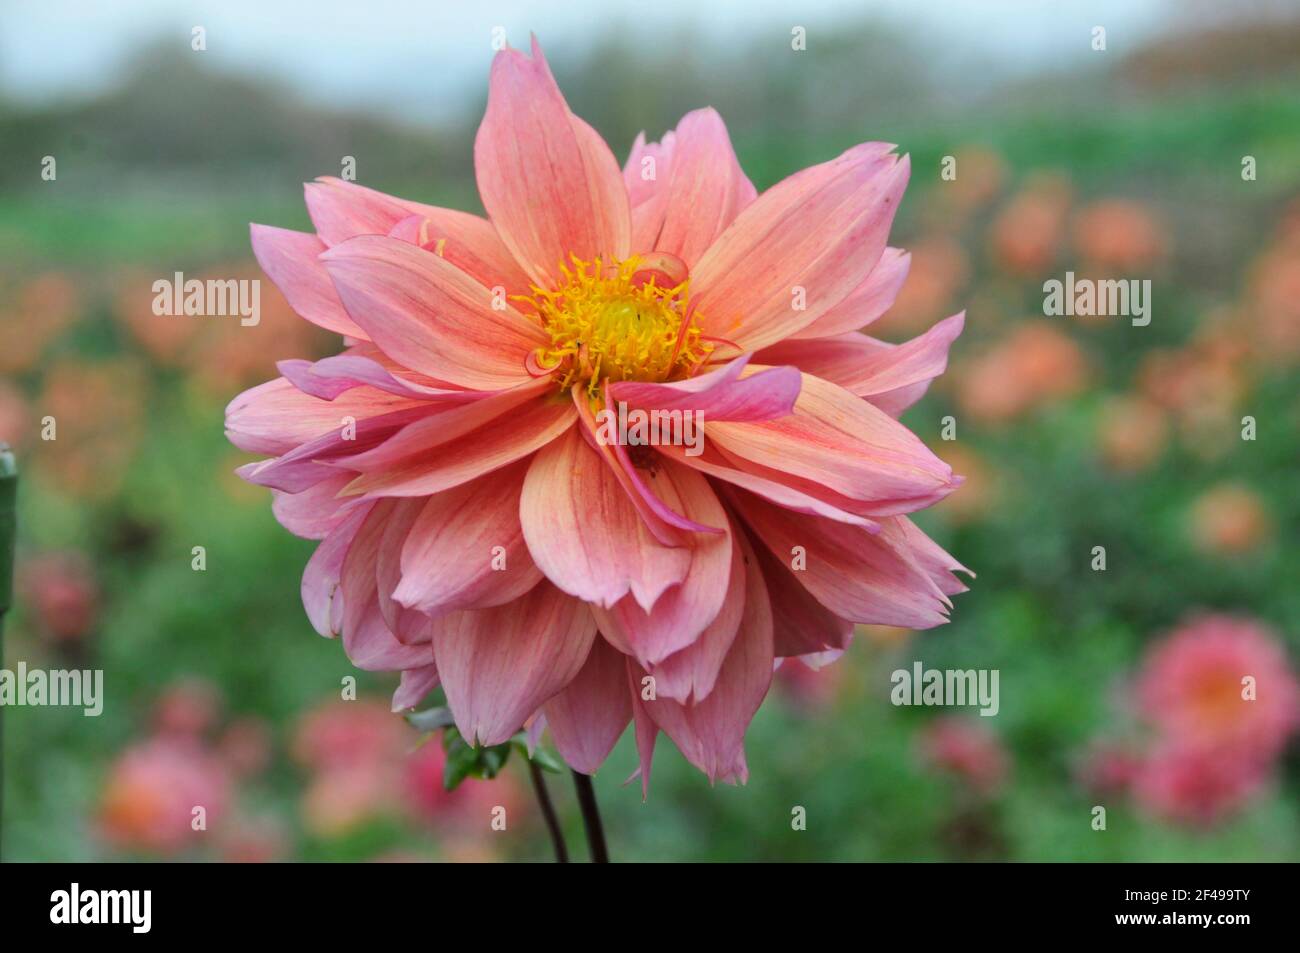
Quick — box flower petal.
[690,144,908,352]
[759,313,965,417]
[320,234,546,389]
[474,37,630,288]
[393,460,543,615]
[520,426,690,610]
[647,521,746,703]
[788,247,910,340]
[250,224,366,338]
[708,370,956,507]
[432,582,597,746]
[608,354,800,423]
[341,393,577,498]
[302,503,372,637]
[591,460,733,666]
[391,663,440,712]
[627,108,757,266]
[638,530,774,783]
[733,489,954,629]
[543,638,633,774]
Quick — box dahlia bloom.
[227,38,969,786]
[1135,614,1298,763]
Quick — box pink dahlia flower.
[1135,614,1299,763]
[227,38,969,786]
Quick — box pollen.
[517,255,713,398]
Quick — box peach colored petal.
[250,224,366,339]
[608,354,800,423]
[691,144,908,352]
[520,426,690,610]
[734,489,954,629]
[474,37,630,288]
[592,460,733,666]
[393,460,543,615]
[758,312,965,417]
[543,639,632,775]
[709,370,955,505]
[647,521,746,703]
[626,108,757,266]
[432,582,597,746]
[637,530,773,783]
[342,394,577,498]
[788,247,910,340]
[321,235,545,390]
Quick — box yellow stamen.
[515,255,712,399]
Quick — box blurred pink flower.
[153,677,223,738]
[20,551,100,645]
[227,37,969,786]
[1131,741,1269,827]
[917,716,1009,795]
[1076,740,1143,797]
[1136,614,1298,762]
[98,737,230,856]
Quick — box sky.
[0,1,1195,125]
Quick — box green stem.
[527,759,569,863]
[0,444,17,864]
[571,770,609,863]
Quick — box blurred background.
[1,0,1298,861]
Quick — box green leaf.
[404,705,456,733]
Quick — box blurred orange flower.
[1072,199,1167,271]
[1188,483,1271,556]
[989,174,1071,276]
[956,321,1088,424]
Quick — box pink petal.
[304,179,524,291]
[320,234,546,390]
[638,530,774,783]
[392,663,440,712]
[335,378,551,473]
[543,639,633,774]
[708,370,955,506]
[250,224,366,339]
[340,501,433,671]
[690,144,909,352]
[759,313,966,417]
[788,247,911,339]
[591,460,733,666]
[276,351,478,402]
[608,354,800,423]
[271,473,358,540]
[432,582,597,746]
[749,533,854,657]
[623,130,676,212]
[341,393,576,498]
[648,522,746,703]
[375,498,436,644]
[225,376,424,456]
[733,489,954,629]
[301,503,373,638]
[241,404,431,494]
[520,426,690,610]
[893,516,973,597]
[625,659,660,799]
[384,213,532,295]
[657,443,877,528]
[474,37,630,288]
[627,108,757,266]
[393,460,544,615]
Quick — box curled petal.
[543,639,633,774]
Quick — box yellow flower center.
[517,255,712,398]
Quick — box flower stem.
[571,770,609,863]
[527,759,569,863]
[0,444,18,863]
